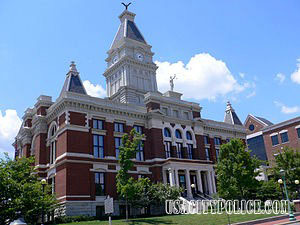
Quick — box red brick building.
[14,9,246,217]
[245,114,300,165]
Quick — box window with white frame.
[92,119,104,130]
[204,135,210,145]
[280,132,289,143]
[93,134,104,158]
[297,128,300,139]
[214,137,221,146]
[164,128,171,138]
[134,125,143,134]
[187,144,193,159]
[271,135,279,146]
[164,141,171,158]
[176,143,183,158]
[183,112,189,120]
[205,148,210,161]
[136,142,144,161]
[175,129,182,139]
[115,137,122,159]
[50,125,57,164]
[162,107,168,116]
[186,131,192,141]
[114,122,124,133]
[216,148,220,161]
[95,172,105,196]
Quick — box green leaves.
[216,139,261,200]
[0,155,57,225]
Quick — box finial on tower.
[121,2,131,10]
[69,61,77,73]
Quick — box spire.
[59,61,87,97]
[224,101,243,126]
[110,7,147,50]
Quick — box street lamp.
[295,180,300,199]
[191,183,196,197]
[41,179,47,225]
[279,169,296,221]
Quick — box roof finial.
[69,61,77,73]
[121,2,131,10]
[226,101,234,112]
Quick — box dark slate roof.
[110,11,146,50]
[60,62,87,97]
[126,20,146,43]
[224,101,243,126]
[255,116,273,126]
[232,111,243,125]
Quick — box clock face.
[112,55,118,64]
[135,52,144,62]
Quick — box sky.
[0,0,300,157]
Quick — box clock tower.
[103,9,158,104]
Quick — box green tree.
[116,128,143,221]
[0,154,57,225]
[256,179,282,202]
[216,139,261,200]
[272,147,300,200]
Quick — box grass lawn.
[60,213,281,225]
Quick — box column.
[212,170,217,193]
[168,168,174,186]
[196,170,203,193]
[185,169,192,198]
[162,169,167,184]
[175,169,179,187]
[207,171,213,195]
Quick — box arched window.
[186,131,192,140]
[49,124,57,164]
[175,129,182,139]
[164,128,171,138]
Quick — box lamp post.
[295,180,300,199]
[191,183,196,197]
[278,169,296,221]
[41,179,47,225]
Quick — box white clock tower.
[103,9,158,104]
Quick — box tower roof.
[59,61,87,97]
[110,10,147,50]
[224,101,243,126]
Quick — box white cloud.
[0,109,22,157]
[275,73,286,84]
[291,59,300,84]
[274,101,300,114]
[83,80,106,98]
[246,91,256,98]
[155,53,248,101]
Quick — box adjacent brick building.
[14,9,246,217]
[245,114,300,164]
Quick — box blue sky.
[0,0,300,155]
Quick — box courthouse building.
[14,9,246,216]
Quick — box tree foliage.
[116,129,182,218]
[272,147,300,200]
[216,139,261,200]
[0,154,57,225]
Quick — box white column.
[175,169,179,187]
[196,170,203,193]
[168,168,174,186]
[185,169,192,198]
[162,169,167,184]
[211,170,217,193]
[207,171,213,195]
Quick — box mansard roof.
[224,101,243,126]
[59,61,87,97]
[110,10,147,50]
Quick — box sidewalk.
[257,215,300,225]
